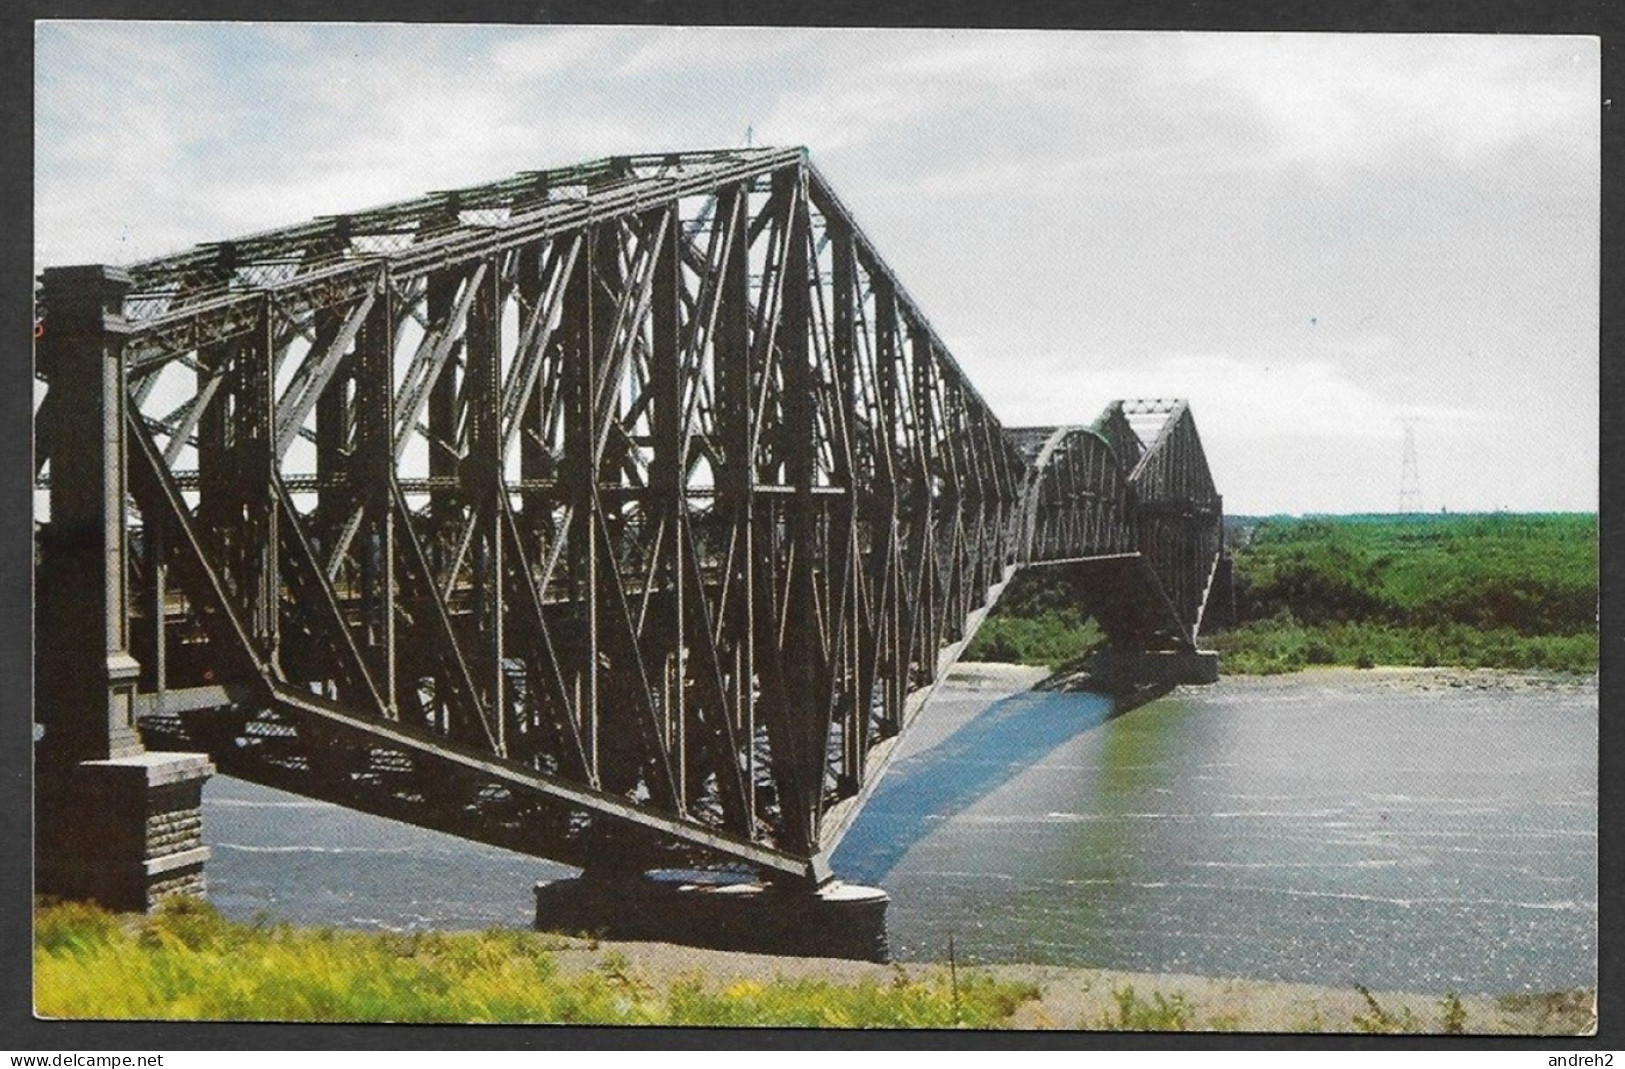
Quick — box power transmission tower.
[1398,418,1420,513]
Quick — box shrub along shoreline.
[967,513,1597,676]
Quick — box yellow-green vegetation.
[33,898,1038,1027]
[1211,619,1597,675]
[1085,986,1244,1032]
[1351,984,1419,1033]
[35,899,1593,1032]
[969,514,1597,676]
[1496,989,1596,1034]
[1441,992,1468,1034]
[661,970,1034,1028]
[1094,985,1195,1031]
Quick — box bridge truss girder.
[37,149,1035,881]
[35,148,1223,883]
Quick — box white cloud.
[613,26,827,76]
[1178,33,1599,173]
[976,351,1483,442]
[488,27,634,78]
[32,24,1596,512]
[758,79,938,155]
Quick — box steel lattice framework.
[1014,399,1224,649]
[35,147,1223,883]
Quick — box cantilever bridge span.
[34,147,1224,903]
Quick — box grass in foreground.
[33,898,1037,1027]
[36,899,1593,1033]
[1081,983,1592,1035]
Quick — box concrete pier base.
[1091,648,1220,687]
[535,872,890,962]
[36,752,215,911]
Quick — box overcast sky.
[34,23,1599,515]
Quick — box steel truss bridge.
[35,147,1224,887]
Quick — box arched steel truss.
[35,148,1222,882]
[1017,399,1224,649]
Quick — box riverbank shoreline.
[34,900,1597,1033]
[943,659,1598,697]
[410,928,1601,1034]
[1214,665,1598,698]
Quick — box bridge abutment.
[37,754,214,911]
[35,265,216,912]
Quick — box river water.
[198,669,1596,994]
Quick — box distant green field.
[967,514,1598,675]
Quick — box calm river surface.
[200,669,1596,994]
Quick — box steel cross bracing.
[1013,399,1224,649]
[35,148,1223,884]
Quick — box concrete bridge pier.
[534,870,891,962]
[36,753,215,911]
[34,265,215,912]
[1090,647,1221,687]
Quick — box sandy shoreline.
[1214,663,1598,693]
[530,932,1595,1034]
[949,660,1598,695]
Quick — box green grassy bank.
[967,513,1597,675]
[33,898,1036,1026]
[34,899,1593,1032]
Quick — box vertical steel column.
[422,269,458,733]
[585,218,630,792]
[649,202,686,803]
[147,503,167,714]
[561,227,599,780]
[829,218,865,790]
[870,275,903,730]
[713,184,755,832]
[35,266,142,768]
[910,331,939,666]
[464,258,505,755]
[518,245,550,538]
[313,308,350,556]
[426,270,460,531]
[773,166,821,856]
[241,300,279,660]
[195,338,232,546]
[354,272,397,717]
